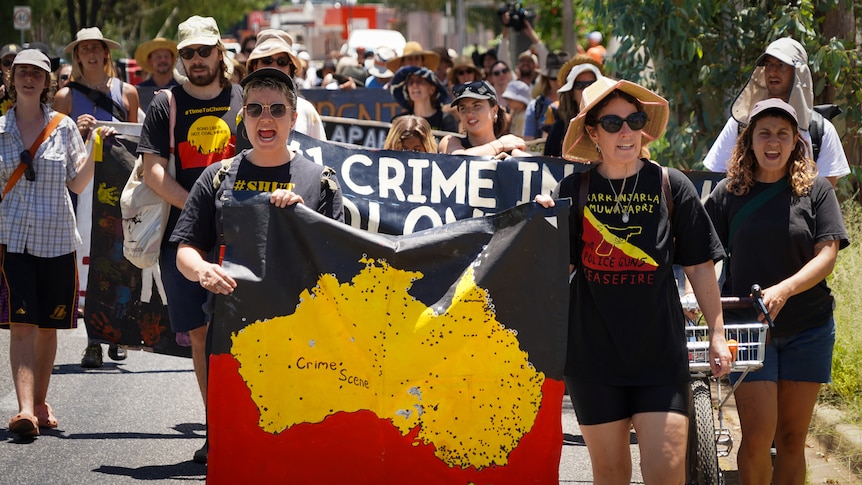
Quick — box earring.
[594,142,601,153]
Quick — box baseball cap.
[12,49,51,73]
[748,98,798,125]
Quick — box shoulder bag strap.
[727,176,788,254]
[3,113,67,196]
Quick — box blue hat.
[389,65,451,110]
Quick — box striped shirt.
[0,104,86,257]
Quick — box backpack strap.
[808,109,824,162]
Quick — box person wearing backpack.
[534,76,731,484]
[702,37,850,187]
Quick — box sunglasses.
[260,56,292,68]
[491,68,510,76]
[59,74,70,81]
[2,59,12,68]
[20,150,35,182]
[453,81,494,98]
[573,80,595,90]
[179,45,215,60]
[595,112,648,133]
[455,69,473,76]
[244,102,289,118]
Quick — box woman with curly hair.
[705,98,849,485]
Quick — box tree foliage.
[3,0,268,58]
[586,0,861,185]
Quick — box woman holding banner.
[438,80,528,158]
[171,67,343,297]
[534,76,731,484]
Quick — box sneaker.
[108,344,127,361]
[193,441,208,464]
[81,344,103,368]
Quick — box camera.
[497,2,535,32]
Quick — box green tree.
[587,0,861,198]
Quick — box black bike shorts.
[565,377,690,425]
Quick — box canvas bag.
[120,90,176,269]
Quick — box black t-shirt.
[137,83,243,237]
[705,177,848,337]
[170,151,344,255]
[553,160,724,385]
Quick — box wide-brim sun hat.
[246,29,301,73]
[562,76,669,162]
[64,27,122,54]
[367,46,396,78]
[386,41,440,73]
[389,65,451,109]
[557,55,604,93]
[134,38,178,73]
[447,56,483,86]
[12,49,51,73]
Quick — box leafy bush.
[822,200,862,424]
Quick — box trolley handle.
[718,296,753,310]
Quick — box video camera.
[497,2,535,32]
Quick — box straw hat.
[562,76,669,162]
[246,29,301,73]
[64,27,121,54]
[134,38,178,73]
[447,56,483,86]
[386,41,440,73]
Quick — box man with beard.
[136,15,242,465]
[134,37,180,111]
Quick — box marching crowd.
[0,11,851,485]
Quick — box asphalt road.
[1,321,853,484]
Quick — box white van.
[341,29,406,58]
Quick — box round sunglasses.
[595,112,648,133]
[260,56,292,68]
[244,102,289,118]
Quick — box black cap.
[239,67,296,92]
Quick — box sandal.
[8,413,39,437]
[34,403,58,429]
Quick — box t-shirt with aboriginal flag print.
[553,160,724,386]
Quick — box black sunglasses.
[59,74,70,81]
[2,59,12,68]
[20,150,35,182]
[573,80,595,90]
[245,102,288,118]
[179,45,215,60]
[595,112,648,133]
[491,67,510,76]
[453,81,494,98]
[455,69,473,76]
[260,56,292,68]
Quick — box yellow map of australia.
[231,257,545,469]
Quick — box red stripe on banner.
[208,354,564,484]
[82,256,90,265]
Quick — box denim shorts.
[159,243,209,333]
[730,317,835,384]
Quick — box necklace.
[607,165,640,223]
[85,76,109,91]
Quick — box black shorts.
[565,377,690,425]
[2,250,79,329]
